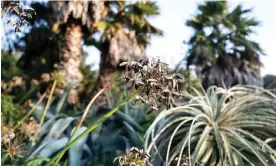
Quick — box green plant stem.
[12,92,47,130]
[55,88,105,163]
[22,157,53,166]
[39,80,57,127]
[46,89,140,166]
[56,83,74,113]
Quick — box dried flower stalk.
[119,57,184,113]
[20,117,40,145]
[114,147,152,166]
[1,123,15,145]
[3,137,25,160]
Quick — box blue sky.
[87,0,275,76]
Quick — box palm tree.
[87,1,162,106]
[47,1,106,101]
[185,1,264,89]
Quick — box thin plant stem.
[76,88,105,130]
[39,80,57,127]
[56,83,74,113]
[12,92,47,130]
[46,89,140,165]
[54,88,105,163]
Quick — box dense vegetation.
[1,1,276,166]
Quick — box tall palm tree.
[47,1,106,101]
[185,1,264,89]
[87,1,162,106]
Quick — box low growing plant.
[145,85,276,166]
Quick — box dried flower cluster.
[30,79,39,86]
[11,76,24,87]
[20,117,40,145]
[114,147,152,166]
[1,123,25,160]
[3,138,25,161]
[120,57,184,112]
[171,155,189,166]
[171,155,200,166]
[1,124,15,145]
[1,76,25,93]
[1,1,35,32]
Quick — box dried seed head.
[20,117,40,145]
[41,73,51,82]
[120,57,184,112]
[171,155,201,166]
[3,138,25,161]
[114,147,152,166]
[12,76,24,86]
[31,79,39,86]
[1,123,15,145]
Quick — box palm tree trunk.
[55,20,83,103]
[91,30,145,107]
[92,43,117,107]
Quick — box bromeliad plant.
[145,86,276,166]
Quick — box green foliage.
[176,69,202,93]
[88,108,146,165]
[263,74,276,89]
[17,27,59,80]
[3,1,274,166]
[91,1,162,47]
[145,85,276,165]
[1,94,22,126]
[1,51,24,81]
[79,54,98,100]
[18,84,147,166]
[186,1,263,67]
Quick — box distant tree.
[15,1,162,106]
[185,1,264,89]
[88,1,162,106]
[45,1,106,102]
[13,1,105,104]
[17,26,59,80]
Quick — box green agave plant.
[145,86,276,166]
[20,85,149,166]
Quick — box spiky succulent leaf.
[145,86,276,165]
